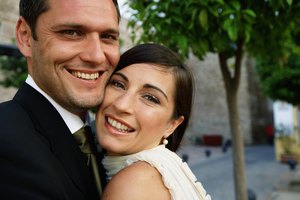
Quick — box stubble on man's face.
[29,0,120,115]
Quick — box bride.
[96,43,211,200]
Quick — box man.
[0,0,120,199]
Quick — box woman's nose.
[112,92,135,114]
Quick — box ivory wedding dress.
[102,145,211,200]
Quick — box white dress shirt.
[25,75,84,133]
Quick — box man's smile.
[71,71,100,80]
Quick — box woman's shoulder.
[123,161,162,180]
[102,161,171,200]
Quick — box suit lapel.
[14,83,98,198]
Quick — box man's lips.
[71,70,100,80]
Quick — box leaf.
[243,25,252,43]
[212,0,225,4]
[221,9,235,17]
[198,39,210,53]
[227,25,238,41]
[199,9,208,29]
[208,7,220,17]
[230,1,241,11]
[211,33,228,52]
[222,18,233,31]
[243,9,256,18]
[286,0,293,6]
[244,30,251,43]
[178,36,188,54]
[191,9,198,22]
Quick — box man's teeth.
[72,71,99,80]
[108,117,133,132]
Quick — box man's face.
[27,0,120,115]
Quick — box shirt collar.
[25,75,84,133]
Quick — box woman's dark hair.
[116,43,194,152]
[19,0,120,40]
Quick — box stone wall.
[0,0,19,102]
[247,58,274,144]
[0,0,19,44]
[185,53,252,144]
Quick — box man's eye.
[110,79,125,89]
[143,94,160,104]
[101,34,118,41]
[60,30,82,37]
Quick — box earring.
[163,138,168,145]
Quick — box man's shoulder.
[0,99,23,117]
[0,99,34,133]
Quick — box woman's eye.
[143,94,161,104]
[110,79,125,90]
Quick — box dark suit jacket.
[0,83,100,200]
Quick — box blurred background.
[1,1,299,200]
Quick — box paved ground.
[268,169,300,200]
[177,144,300,200]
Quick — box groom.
[0,0,120,199]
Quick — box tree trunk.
[226,87,248,200]
[218,39,248,200]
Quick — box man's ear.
[164,116,184,138]
[16,16,33,58]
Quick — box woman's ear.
[16,16,33,58]
[164,116,184,138]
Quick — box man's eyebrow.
[52,23,119,35]
[105,28,120,36]
[144,84,169,101]
[52,23,84,30]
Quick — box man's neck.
[25,75,85,133]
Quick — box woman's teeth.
[108,117,134,133]
[72,71,99,80]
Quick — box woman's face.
[96,64,183,156]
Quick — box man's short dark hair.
[19,0,120,40]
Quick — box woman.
[96,43,211,200]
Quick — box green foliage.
[256,53,300,105]
[126,0,300,105]
[126,0,258,59]
[0,56,27,88]
[254,15,300,105]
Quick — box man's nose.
[80,34,106,65]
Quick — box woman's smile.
[105,116,135,134]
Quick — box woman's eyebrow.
[143,84,168,101]
[113,72,169,101]
[113,72,128,81]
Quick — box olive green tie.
[73,126,102,195]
